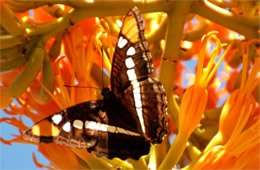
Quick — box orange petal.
[32,152,53,169]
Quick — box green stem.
[183,132,224,169]
[148,145,157,168]
[204,132,224,152]
[158,1,192,167]
[50,0,173,11]
[128,157,147,169]
[159,1,191,127]
[0,1,24,36]
[183,18,209,41]
[6,42,45,97]
[194,126,218,141]
[86,156,113,169]
[28,1,174,41]
[102,158,133,169]
[159,132,188,169]
[203,107,222,120]
[40,53,55,101]
[191,0,259,39]
[154,136,169,167]
[186,141,201,161]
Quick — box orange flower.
[159,32,233,169]
[179,31,232,139]
[190,42,260,169]
[193,117,259,169]
[207,46,259,148]
[218,89,256,142]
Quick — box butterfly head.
[101,88,112,99]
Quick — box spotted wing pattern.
[24,98,150,160]
[111,7,153,94]
[111,7,168,143]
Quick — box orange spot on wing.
[122,17,139,43]
[31,120,60,137]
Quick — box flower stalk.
[0,0,24,36]
[5,42,45,97]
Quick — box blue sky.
[0,110,49,169]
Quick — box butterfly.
[24,7,168,160]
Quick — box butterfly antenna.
[101,45,105,89]
[64,85,102,91]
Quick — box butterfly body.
[24,7,168,160]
